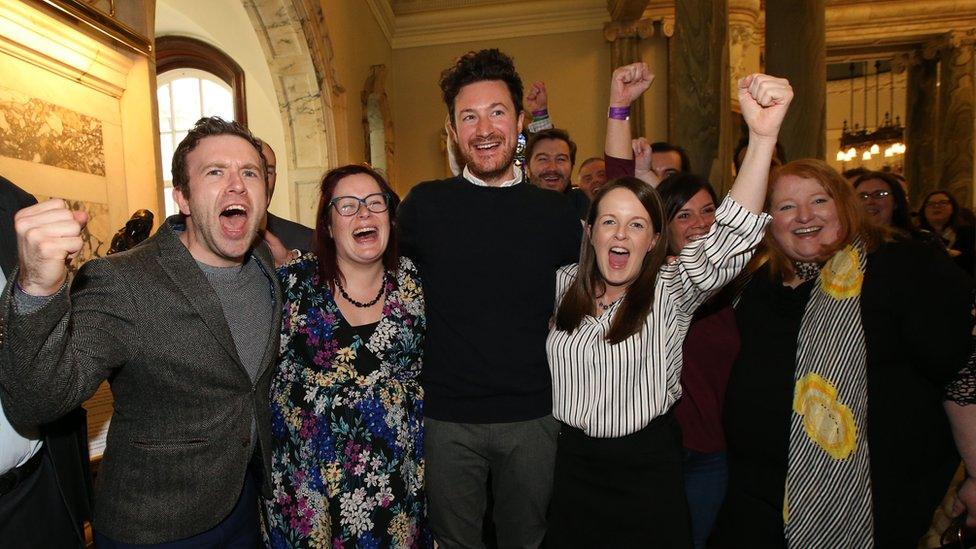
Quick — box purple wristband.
[531,108,549,119]
[608,106,631,120]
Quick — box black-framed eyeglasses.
[858,190,890,200]
[329,193,390,216]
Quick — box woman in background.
[853,171,942,249]
[919,189,974,276]
[657,173,737,549]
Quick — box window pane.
[157,83,172,133]
[201,79,234,121]
[164,190,179,218]
[160,132,174,182]
[171,77,202,131]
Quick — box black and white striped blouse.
[546,197,770,438]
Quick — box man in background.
[261,140,313,252]
[525,127,590,218]
[0,174,92,547]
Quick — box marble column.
[937,32,976,208]
[765,0,826,161]
[670,0,729,184]
[728,0,762,103]
[902,53,940,205]
[724,0,762,192]
[605,18,655,139]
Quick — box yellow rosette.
[793,372,857,460]
[820,245,863,300]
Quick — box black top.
[335,320,381,376]
[266,212,313,252]
[948,224,975,277]
[714,239,974,548]
[397,176,582,422]
[565,187,591,220]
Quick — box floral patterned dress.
[265,254,430,548]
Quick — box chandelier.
[836,61,906,163]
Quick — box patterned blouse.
[265,254,431,548]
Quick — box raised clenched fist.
[610,63,654,108]
[15,199,88,296]
[738,73,793,141]
[525,81,548,113]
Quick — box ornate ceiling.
[370,0,976,54]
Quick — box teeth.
[610,247,629,254]
[224,205,245,212]
[475,143,498,150]
[353,227,376,236]
[688,234,707,241]
[793,226,820,235]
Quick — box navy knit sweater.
[398,176,582,422]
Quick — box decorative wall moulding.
[365,0,608,49]
[0,0,133,98]
[825,0,976,52]
[24,0,151,56]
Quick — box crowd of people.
[0,46,973,549]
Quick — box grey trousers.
[424,415,559,549]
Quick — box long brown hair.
[765,159,888,281]
[312,165,400,287]
[555,177,669,344]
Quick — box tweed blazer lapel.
[250,241,283,381]
[153,218,245,374]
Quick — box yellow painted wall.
[321,0,393,169]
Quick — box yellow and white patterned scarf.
[785,239,874,548]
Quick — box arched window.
[155,36,246,216]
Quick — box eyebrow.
[459,102,508,114]
[200,161,263,171]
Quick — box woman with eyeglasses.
[919,189,975,276]
[852,171,944,250]
[264,165,431,547]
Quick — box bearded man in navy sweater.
[397,49,581,547]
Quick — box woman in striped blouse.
[544,66,793,547]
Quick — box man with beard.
[526,128,590,219]
[397,49,582,547]
[0,117,281,546]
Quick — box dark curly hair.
[440,49,524,126]
[171,116,265,198]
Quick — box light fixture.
[838,60,906,163]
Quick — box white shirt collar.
[462,164,523,188]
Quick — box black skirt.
[546,413,692,548]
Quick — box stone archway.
[241,0,343,226]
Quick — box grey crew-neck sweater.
[196,256,274,382]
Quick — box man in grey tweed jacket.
[0,118,282,546]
